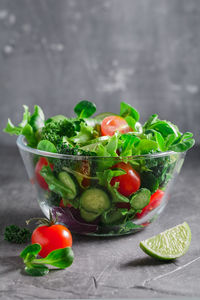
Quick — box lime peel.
[140,222,191,260]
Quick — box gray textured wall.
[0,0,200,146]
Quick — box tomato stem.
[26,210,57,227]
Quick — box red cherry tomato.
[31,224,72,258]
[136,189,164,218]
[101,116,132,136]
[35,157,53,190]
[110,162,141,197]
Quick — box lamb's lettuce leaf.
[74,100,96,118]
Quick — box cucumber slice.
[101,209,125,226]
[80,188,110,214]
[130,188,151,210]
[58,172,77,199]
[80,208,99,222]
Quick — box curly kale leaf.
[140,155,178,189]
[4,225,31,244]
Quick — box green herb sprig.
[4,225,31,244]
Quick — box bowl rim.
[16,135,184,160]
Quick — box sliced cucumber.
[58,172,77,199]
[80,208,99,222]
[130,188,151,210]
[80,188,110,214]
[101,209,125,226]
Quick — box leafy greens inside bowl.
[4,100,195,236]
[4,100,195,156]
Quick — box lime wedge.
[140,222,191,260]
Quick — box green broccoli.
[4,225,31,244]
[53,143,96,174]
[41,119,80,147]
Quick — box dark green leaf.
[35,247,74,269]
[145,129,166,152]
[20,243,41,260]
[22,124,38,147]
[105,135,118,156]
[25,264,49,276]
[149,121,179,138]
[132,139,158,155]
[101,209,126,226]
[108,185,130,203]
[119,221,143,233]
[164,133,177,149]
[69,122,94,144]
[120,102,140,122]
[124,116,136,130]
[143,114,158,130]
[141,172,159,194]
[40,166,76,201]
[169,132,195,152]
[120,134,140,156]
[96,144,110,157]
[37,140,57,153]
[97,169,129,203]
[80,136,109,148]
[74,100,96,118]
[97,169,126,186]
[154,131,165,151]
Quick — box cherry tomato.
[35,157,53,190]
[110,162,141,197]
[31,224,72,258]
[101,116,132,136]
[136,189,164,218]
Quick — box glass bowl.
[17,135,185,236]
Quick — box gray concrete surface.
[0,144,200,299]
[0,0,200,146]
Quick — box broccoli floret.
[41,119,80,146]
[56,143,96,156]
[4,225,31,244]
[56,143,80,156]
[41,121,62,145]
[54,143,96,174]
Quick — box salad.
[4,101,195,235]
